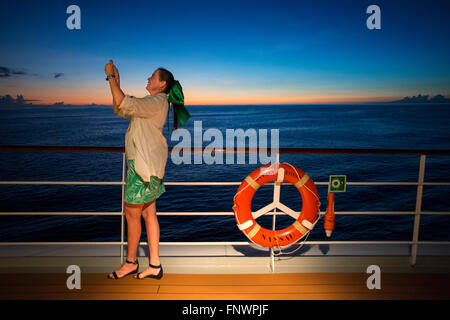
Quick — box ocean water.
[0,103,449,243]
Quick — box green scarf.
[167,80,190,131]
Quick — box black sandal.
[134,263,163,280]
[107,258,139,279]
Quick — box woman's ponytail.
[157,67,191,132]
[168,80,190,131]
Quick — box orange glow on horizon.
[96,92,402,106]
[28,96,403,106]
[13,86,404,106]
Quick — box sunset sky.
[0,0,449,105]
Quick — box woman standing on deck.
[104,60,188,280]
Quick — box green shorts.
[124,159,165,204]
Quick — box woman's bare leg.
[135,200,161,277]
[108,202,143,278]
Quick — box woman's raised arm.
[105,60,125,114]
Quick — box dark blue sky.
[0,0,449,104]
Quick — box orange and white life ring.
[233,163,320,248]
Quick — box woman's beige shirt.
[117,92,169,181]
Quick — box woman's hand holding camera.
[105,59,120,86]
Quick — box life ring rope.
[272,209,325,256]
[284,162,321,204]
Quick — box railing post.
[270,208,276,273]
[411,154,426,266]
[121,152,126,264]
[269,152,280,273]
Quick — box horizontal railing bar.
[1,181,450,186]
[155,241,450,245]
[0,212,123,216]
[157,241,450,245]
[339,211,450,215]
[1,145,450,155]
[154,181,450,186]
[420,212,450,215]
[0,241,449,246]
[1,211,450,216]
[423,182,450,186]
[0,181,123,185]
[0,242,125,245]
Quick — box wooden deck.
[1,272,449,300]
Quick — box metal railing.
[1,146,450,267]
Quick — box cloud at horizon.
[0,66,27,77]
